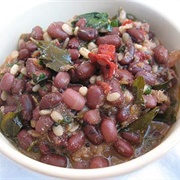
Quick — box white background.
[0,1,180,179]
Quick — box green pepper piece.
[0,112,22,137]
[31,38,73,72]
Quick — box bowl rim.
[0,1,180,179]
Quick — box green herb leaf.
[133,76,145,106]
[73,12,111,30]
[111,19,119,27]
[0,112,22,137]
[152,79,174,91]
[127,107,159,134]
[154,106,177,125]
[32,73,47,84]
[31,38,73,72]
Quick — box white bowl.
[0,1,180,179]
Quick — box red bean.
[86,85,105,109]
[115,69,134,84]
[47,22,69,41]
[120,41,135,65]
[107,78,124,105]
[75,18,86,28]
[18,49,31,60]
[153,44,169,64]
[62,88,86,111]
[67,131,85,153]
[25,81,33,92]
[120,132,141,145]
[48,131,68,147]
[26,41,37,52]
[89,156,109,168]
[135,71,156,85]
[77,27,98,41]
[83,109,101,125]
[96,34,121,48]
[11,78,26,95]
[83,124,103,145]
[3,106,17,114]
[129,61,151,75]
[76,62,96,80]
[38,83,52,97]
[127,28,145,43]
[26,58,40,78]
[20,94,34,121]
[0,73,15,92]
[40,153,67,167]
[17,130,33,150]
[35,115,54,133]
[108,27,121,36]
[39,92,62,110]
[31,26,43,40]
[32,106,40,120]
[54,72,70,89]
[68,37,80,49]
[100,118,118,143]
[143,95,157,108]
[6,95,17,106]
[18,39,26,50]
[68,49,80,61]
[113,138,134,158]
[38,141,51,155]
[73,160,89,169]
[116,108,130,122]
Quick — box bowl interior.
[0,1,180,179]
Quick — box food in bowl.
[0,7,179,169]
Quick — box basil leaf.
[132,76,145,106]
[73,12,111,30]
[31,38,73,72]
[127,107,159,134]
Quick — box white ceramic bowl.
[0,1,180,179]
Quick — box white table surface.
[0,1,180,179]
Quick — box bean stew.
[0,8,179,169]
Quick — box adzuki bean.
[89,156,109,168]
[40,153,67,167]
[114,138,134,158]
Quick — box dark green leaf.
[132,76,145,106]
[73,12,111,30]
[127,107,159,133]
[31,38,73,72]
[0,112,22,137]
[152,79,174,91]
[111,19,119,27]
[154,106,177,125]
